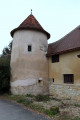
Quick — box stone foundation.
[11,83,49,95]
[49,84,80,101]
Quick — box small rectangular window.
[28,45,32,52]
[53,78,54,82]
[51,55,59,63]
[64,74,74,84]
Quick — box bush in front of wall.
[0,57,10,93]
[50,106,59,115]
[35,94,50,101]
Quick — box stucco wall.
[49,50,80,84]
[49,50,80,100]
[10,30,49,95]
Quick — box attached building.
[47,26,80,100]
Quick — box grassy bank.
[0,94,59,117]
[0,94,80,120]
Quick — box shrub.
[44,109,58,116]
[35,95,50,101]
[17,99,26,104]
[0,57,10,93]
[50,106,59,114]
[73,117,80,120]
[26,94,34,97]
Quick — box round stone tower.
[10,13,50,95]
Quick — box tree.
[0,41,12,93]
[2,41,12,57]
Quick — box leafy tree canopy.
[0,41,12,93]
[1,41,12,58]
[2,41,12,55]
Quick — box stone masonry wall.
[49,84,80,101]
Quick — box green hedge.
[0,57,10,93]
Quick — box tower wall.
[10,30,49,95]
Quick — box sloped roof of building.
[47,26,80,56]
[10,14,50,39]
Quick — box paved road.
[0,99,51,120]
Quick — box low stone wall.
[49,84,80,101]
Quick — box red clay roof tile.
[47,26,80,56]
[11,14,50,39]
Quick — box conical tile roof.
[11,14,50,39]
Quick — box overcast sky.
[0,0,80,54]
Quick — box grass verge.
[0,94,59,117]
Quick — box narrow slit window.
[28,45,32,52]
[53,78,54,82]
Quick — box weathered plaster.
[49,50,80,84]
[10,30,49,95]
[11,78,36,87]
